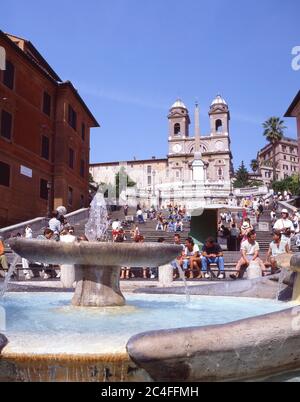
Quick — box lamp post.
[47,181,52,218]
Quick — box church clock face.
[172,144,182,154]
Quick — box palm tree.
[263,117,286,181]
[250,159,259,173]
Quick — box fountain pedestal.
[73,265,125,307]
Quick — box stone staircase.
[3,206,298,281]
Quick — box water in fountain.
[85,191,109,242]
[0,254,20,298]
[175,261,190,304]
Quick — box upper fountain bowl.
[8,238,182,267]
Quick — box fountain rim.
[8,238,183,267]
[8,238,183,251]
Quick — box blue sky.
[1,0,300,170]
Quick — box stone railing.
[64,208,89,225]
[234,186,269,197]
[278,200,298,215]
[0,217,49,241]
[0,208,89,241]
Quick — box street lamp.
[47,181,52,218]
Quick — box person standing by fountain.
[0,236,8,278]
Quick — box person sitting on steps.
[201,237,225,280]
[182,237,201,279]
[265,231,290,275]
[230,230,266,280]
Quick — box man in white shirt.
[112,219,121,231]
[230,230,265,279]
[137,209,145,224]
[48,211,61,240]
[273,209,295,244]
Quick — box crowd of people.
[1,196,300,282]
[0,210,88,280]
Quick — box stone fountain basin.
[8,239,182,267]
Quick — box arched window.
[174,123,181,135]
[215,119,223,133]
[217,167,223,179]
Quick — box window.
[147,165,152,174]
[68,187,73,206]
[0,161,10,187]
[43,92,51,116]
[217,168,223,177]
[41,136,50,160]
[284,155,287,160]
[69,148,74,169]
[80,159,85,178]
[148,176,152,186]
[68,105,77,130]
[174,123,181,135]
[216,119,223,133]
[3,60,15,89]
[290,147,294,154]
[81,123,85,141]
[40,179,48,200]
[1,110,12,140]
[282,145,286,152]
[80,195,85,208]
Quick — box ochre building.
[0,31,99,226]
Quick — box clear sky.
[1,0,300,170]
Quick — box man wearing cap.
[0,236,8,278]
[273,209,295,245]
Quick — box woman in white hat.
[239,219,253,246]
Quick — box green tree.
[272,174,300,196]
[250,159,259,173]
[233,161,250,188]
[263,117,286,181]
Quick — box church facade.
[90,95,234,209]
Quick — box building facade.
[257,137,299,185]
[285,90,300,172]
[0,31,99,226]
[90,96,234,209]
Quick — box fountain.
[7,191,181,307]
[2,191,300,381]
